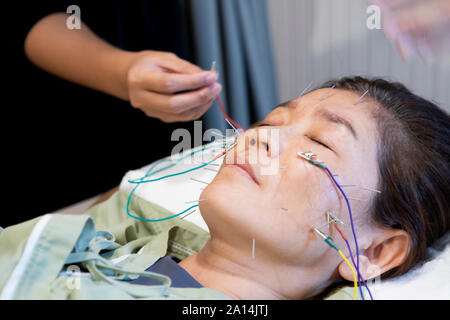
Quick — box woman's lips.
[224,163,259,185]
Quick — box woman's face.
[199,88,380,285]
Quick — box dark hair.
[315,76,450,297]
[313,77,450,299]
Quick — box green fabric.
[0,189,360,300]
[87,191,359,300]
[84,191,211,265]
[0,191,229,300]
[0,214,92,299]
[324,286,366,300]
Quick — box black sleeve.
[5,0,194,228]
[21,1,84,36]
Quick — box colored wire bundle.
[217,95,245,131]
[334,224,374,300]
[338,249,358,300]
[126,142,231,222]
[325,168,374,300]
[304,156,374,300]
[126,92,244,222]
[314,228,358,300]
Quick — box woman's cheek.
[274,162,340,225]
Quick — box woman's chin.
[199,181,241,221]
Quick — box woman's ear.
[337,228,410,282]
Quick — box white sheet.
[370,232,450,299]
[120,140,227,232]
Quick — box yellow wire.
[338,249,358,300]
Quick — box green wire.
[324,237,340,251]
[308,158,327,170]
[126,141,231,222]
[128,143,229,184]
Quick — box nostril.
[250,138,256,146]
[262,142,269,152]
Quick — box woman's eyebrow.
[254,102,357,139]
[315,109,358,140]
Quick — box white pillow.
[120,140,228,232]
[369,232,450,299]
[119,142,450,300]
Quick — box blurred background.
[267,0,449,110]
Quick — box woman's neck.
[178,239,319,300]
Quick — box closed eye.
[308,136,331,150]
[251,123,333,152]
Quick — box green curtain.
[188,0,279,132]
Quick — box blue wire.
[127,144,374,299]
[343,239,374,300]
[324,167,367,300]
[129,162,211,185]
[126,184,199,222]
[128,143,228,184]
[308,158,372,300]
[126,142,230,222]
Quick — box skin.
[179,88,410,299]
[24,13,222,123]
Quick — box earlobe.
[338,254,381,282]
[337,229,410,282]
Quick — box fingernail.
[417,41,435,65]
[402,35,416,61]
[212,83,221,95]
[396,36,414,62]
[205,72,218,84]
[383,19,400,42]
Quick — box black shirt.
[5,1,197,226]
[128,256,203,288]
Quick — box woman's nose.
[239,127,283,159]
[250,137,269,152]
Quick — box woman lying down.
[2,76,449,300]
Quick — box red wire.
[334,224,347,241]
[216,95,245,131]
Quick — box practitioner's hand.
[126,50,222,122]
[372,0,450,62]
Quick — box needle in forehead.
[319,84,336,101]
[353,90,369,105]
[298,81,313,98]
[295,81,314,109]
